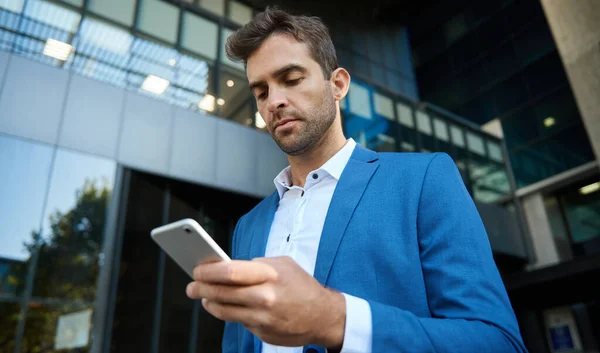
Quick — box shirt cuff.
[339,293,372,353]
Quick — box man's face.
[246,34,337,155]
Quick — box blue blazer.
[222,145,528,353]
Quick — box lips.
[274,118,299,130]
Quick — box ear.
[329,68,351,102]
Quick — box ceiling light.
[579,182,600,195]
[198,94,215,112]
[255,111,266,129]
[43,38,73,61]
[226,80,235,87]
[141,75,170,95]
[544,117,556,128]
[168,59,176,66]
[217,98,225,106]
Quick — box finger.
[202,298,267,326]
[193,260,278,285]
[187,282,275,307]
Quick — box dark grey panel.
[476,201,527,258]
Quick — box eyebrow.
[249,64,307,92]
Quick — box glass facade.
[0,133,116,353]
[109,170,259,353]
[408,0,596,188]
[0,1,536,351]
[341,78,513,204]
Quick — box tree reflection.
[0,179,111,353]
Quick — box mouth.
[274,119,299,131]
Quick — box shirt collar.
[273,138,357,198]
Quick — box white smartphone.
[150,218,231,279]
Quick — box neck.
[287,121,347,188]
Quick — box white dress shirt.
[262,138,372,353]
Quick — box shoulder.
[376,151,455,173]
[235,191,278,227]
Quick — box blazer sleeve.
[222,215,245,353]
[366,153,528,353]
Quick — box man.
[186,7,528,353]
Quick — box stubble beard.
[270,86,337,156]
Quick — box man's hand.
[186,256,346,349]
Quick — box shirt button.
[312,173,318,179]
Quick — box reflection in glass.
[138,0,179,44]
[32,149,116,301]
[21,304,93,353]
[88,0,135,26]
[469,154,510,203]
[182,12,218,60]
[396,102,417,152]
[221,28,244,71]
[110,172,165,353]
[218,66,252,124]
[12,0,80,67]
[561,180,600,251]
[0,302,20,353]
[200,0,224,17]
[0,135,54,297]
[229,0,252,26]
[158,191,205,353]
[416,110,434,152]
[0,0,25,13]
[71,17,133,88]
[448,124,470,184]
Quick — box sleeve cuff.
[339,293,372,353]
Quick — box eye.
[256,92,267,100]
[286,78,302,86]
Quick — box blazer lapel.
[313,145,379,285]
[247,192,279,353]
[248,191,279,259]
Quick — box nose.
[267,88,288,113]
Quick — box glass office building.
[0,0,598,352]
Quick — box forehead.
[246,34,317,82]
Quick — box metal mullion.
[150,186,171,353]
[101,168,132,353]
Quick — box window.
[416,110,434,152]
[466,131,486,156]
[71,17,134,88]
[0,134,54,298]
[374,92,394,120]
[0,0,24,13]
[220,27,244,71]
[138,0,180,44]
[560,179,600,253]
[33,148,116,301]
[229,1,252,25]
[200,0,224,16]
[396,102,417,152]
[450,125,465,147]
[433,118,449,142]
[182,12,218,60]
[88,0,135,26]
[348,82,371,119]
[59,0,83,6]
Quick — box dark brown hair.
[225,6,338,78]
